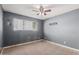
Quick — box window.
[13,18,38,31]
[13,19,23,30]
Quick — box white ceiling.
[2,4,79,20]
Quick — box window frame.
[13,18,38,31]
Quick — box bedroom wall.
[3,11,44,47]
[0,5,3,47]
[44,9,79,49]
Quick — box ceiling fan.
[32,5,51,16]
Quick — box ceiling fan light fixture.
[33,5,51,16]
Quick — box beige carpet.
[1,40,79,55]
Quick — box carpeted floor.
[1,40,79,55]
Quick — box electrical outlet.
[64,41,66,44]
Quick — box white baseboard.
[3,39,43,49]
[47,40,79,52]
[0,48,4,55]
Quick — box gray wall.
[44,9,79,49]
[3,11,43,47]
[0,5,3,47]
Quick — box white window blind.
[13,18,38,31]
[13,19,23,30]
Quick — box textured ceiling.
[2,4,79,20]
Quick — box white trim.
[47,40,79,52]
[3,39,43,49]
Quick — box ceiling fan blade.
[37,13,40,15]
[32,10,39,12]
[44,9,51,12]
